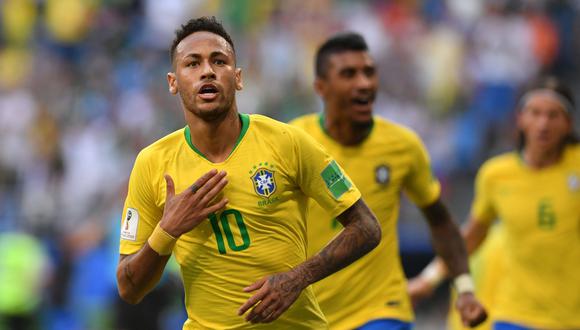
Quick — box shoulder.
[136,128,185,165]
[477,152,520,180]
[565,143,580,164]
[373,116,426,150]
[249,114,313,143]
[288,113,319,130]
[378,117,420,139]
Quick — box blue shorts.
[493,321,532,330]
[357,318,413,330]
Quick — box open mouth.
[198,84,219,101]
[352,95,373,106]
[199,84,219,94]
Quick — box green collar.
[318,113,330,136]
[184,113,250,161]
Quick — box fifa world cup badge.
[121,208,139,241]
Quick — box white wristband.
[421,262,445,287]
[453,273,475,294]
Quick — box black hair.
[170,16,235,64]
[315,32,369,78]
[517,76,578,150]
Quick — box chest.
[492,170,580,234]
[326,142,412,201]
[166,151,296,213]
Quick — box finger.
[188,169,219,196]
[202,199,229,217]
[192,170,227,200]
[461,305,480,327]
[245,298,273,323]
[244,277,267,292]
[474,312,487,326]
[262,305,285,324]
[238,288,267,316]
[200,176,229,206]
[261,302,282,323]
[164,174,175,200]
[468,308,487,327]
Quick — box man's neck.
[323,112,372,146]
[185,109,242,163]
[522,144,563,169]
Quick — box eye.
[364,66,376,77]
[548,110,561,120]
[340,68,356,78]
[186,61,199,67]
[214,59,226,65]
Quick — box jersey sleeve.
[403,133,441,207]
[470,162,497,225]
[291,127,361,219]
[119,150,163,255]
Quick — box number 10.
[209,209,251,254]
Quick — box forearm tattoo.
[124,261,137,288]
[298,200,380,285]
[268,272,302,296]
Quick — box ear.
[167,72,178,95]
[234,68,243,91]
[314,77,325,97]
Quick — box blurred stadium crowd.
[0,0,579,329]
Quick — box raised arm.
[408,200,489,327]
[238,198,381,324]
[117,170,229,304]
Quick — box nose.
[537,113,552,129]
[200,60,216,80]
[355,73,373,91]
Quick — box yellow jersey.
[119,114,361,330]
[447,225,505,330]
[472,144,580,329]
[290,114,440,329]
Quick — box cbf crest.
[568,173,579,192]
[375,164,390,185]
[250,162,277,198]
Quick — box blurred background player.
[290,32,486,330]
[410,77,580,330]
[117,17,381,329]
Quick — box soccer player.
[290,32,486,330]
[116,17,382,329]
[410,77,580,329]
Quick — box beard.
[184,93,236,122]
[350,117,373,132]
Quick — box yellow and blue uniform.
[471,145,580,329]
[290,114,440,330]
[119,114,361,330]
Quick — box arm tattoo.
[268,272,302,295]
[124,261,137,288]
[296,199,381,286]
